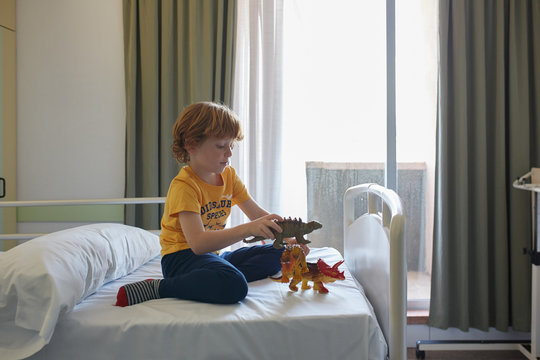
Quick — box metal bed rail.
[0,197,166,241]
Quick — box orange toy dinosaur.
[271,245,345,293]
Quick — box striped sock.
[115,279,161,307]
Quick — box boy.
[116,102,301,306]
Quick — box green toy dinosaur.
[243,217,323,249]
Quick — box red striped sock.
[115,279,161,307]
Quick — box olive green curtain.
[430,0,540,332]
[123,0,236,229]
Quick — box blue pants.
[159,245,283,304]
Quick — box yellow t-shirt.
[159,165,251,257]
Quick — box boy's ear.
[184,138,198,154]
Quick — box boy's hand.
[248,214,283,240]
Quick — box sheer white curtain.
[231,0,284,230]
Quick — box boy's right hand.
[247,214,283,240]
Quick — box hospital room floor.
[406,348,527,359]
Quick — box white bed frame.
[344,183,406,360]
[0,183,407,360]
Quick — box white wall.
[16,0,125,200]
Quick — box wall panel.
[0,25,16,250]
[0,0,15,30]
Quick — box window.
[281,0,437,307]
[281,0,386,219]
[395,0,438,307]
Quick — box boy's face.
[188,137,234,174]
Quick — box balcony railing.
[306,161,427,272]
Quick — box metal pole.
[386,0,397,192]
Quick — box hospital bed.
[0,183,406,360]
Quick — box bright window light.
[281,0,437,304]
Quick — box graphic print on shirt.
[201,194,232,230]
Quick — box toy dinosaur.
[271,245,345,293]
[243,217,322,249]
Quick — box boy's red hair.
[171,102,243,163]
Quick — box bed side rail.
[0,197,166,241]
[344,183,406,360]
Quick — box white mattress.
[27,247,387,360]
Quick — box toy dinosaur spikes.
[271,245,345,293]
[316,259,345,281]
[243,217,323,249]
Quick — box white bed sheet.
[27,247,387,360]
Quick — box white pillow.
[0,223,160,360]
